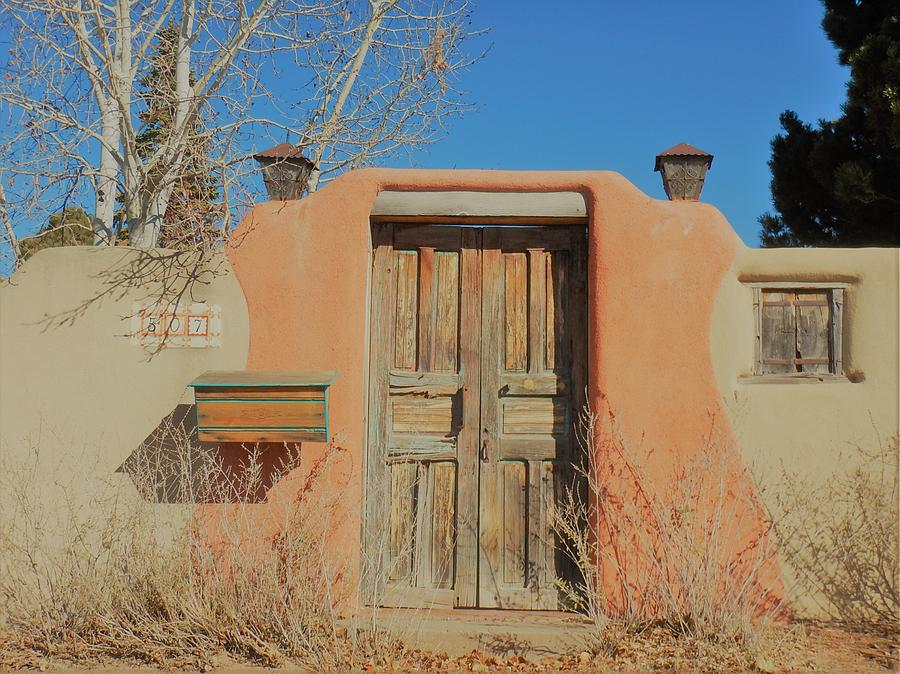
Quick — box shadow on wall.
[23,247,231,358]
[118,404,290,504]
[764,435,899,625]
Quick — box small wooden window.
[753,287,843,376]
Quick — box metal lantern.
[654,143,713,201]
[253,143,316,201]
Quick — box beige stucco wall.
[0,247,250,557]
[711,246,900,613]
[712,247,899,473]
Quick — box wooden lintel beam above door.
[371,191,588,225]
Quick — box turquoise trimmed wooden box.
[189,371,335,443]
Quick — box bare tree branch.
[0,0,484,259]
[0,175,23,267]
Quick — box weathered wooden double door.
[366,223,586,609]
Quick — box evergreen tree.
[134,25,222,249]
[20,206,94,260]
[760,1,900,247]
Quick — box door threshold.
[344,606,596,658]
[372,606,588,624]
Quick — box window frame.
[747,281,846,381]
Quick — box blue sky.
[392,0,849,246]
[0,0,848,262]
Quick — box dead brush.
[551,399,786,662]
[766,432,899,628]
[0,421,408,670]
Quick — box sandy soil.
[2,621,897,674]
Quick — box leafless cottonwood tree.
[0,0,482,265]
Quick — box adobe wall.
[1,168,897,616]
[225,168,772,608]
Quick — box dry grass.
[551,400,785,661]
[767,433,899,627]
[0,423,407,671]
[1,412,895,673]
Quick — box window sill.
[737,373,856,385]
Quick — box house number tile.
[130,302,222,348]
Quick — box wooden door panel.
[503,253,529,371]
[387,462,417,581]
[393,251,419,370]
[383,459,458,604]
[478,227,586,609]
[433,252,461,372]
[501,461,527,584]
[430,461,457,587]
[500,372,567,396]
[391,396,459,434]
[479,457,570,608]
[502,398,569,435]
[546,250,568,370]
[368,224,480,608]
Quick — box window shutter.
[760,291,797,374]
[752,287,762,374]
[831,288,844,375]
[795,291,831,373]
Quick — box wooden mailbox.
[189,371,335,443]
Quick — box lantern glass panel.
[258,157,313,200]
[659,156,711,201]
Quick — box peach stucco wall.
[224,168,780,606]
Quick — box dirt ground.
[1,620,897,673]
[795,623,897,673]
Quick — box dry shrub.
[552,400,783,654]
[0,422,403,670]
[768,434,899,627]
